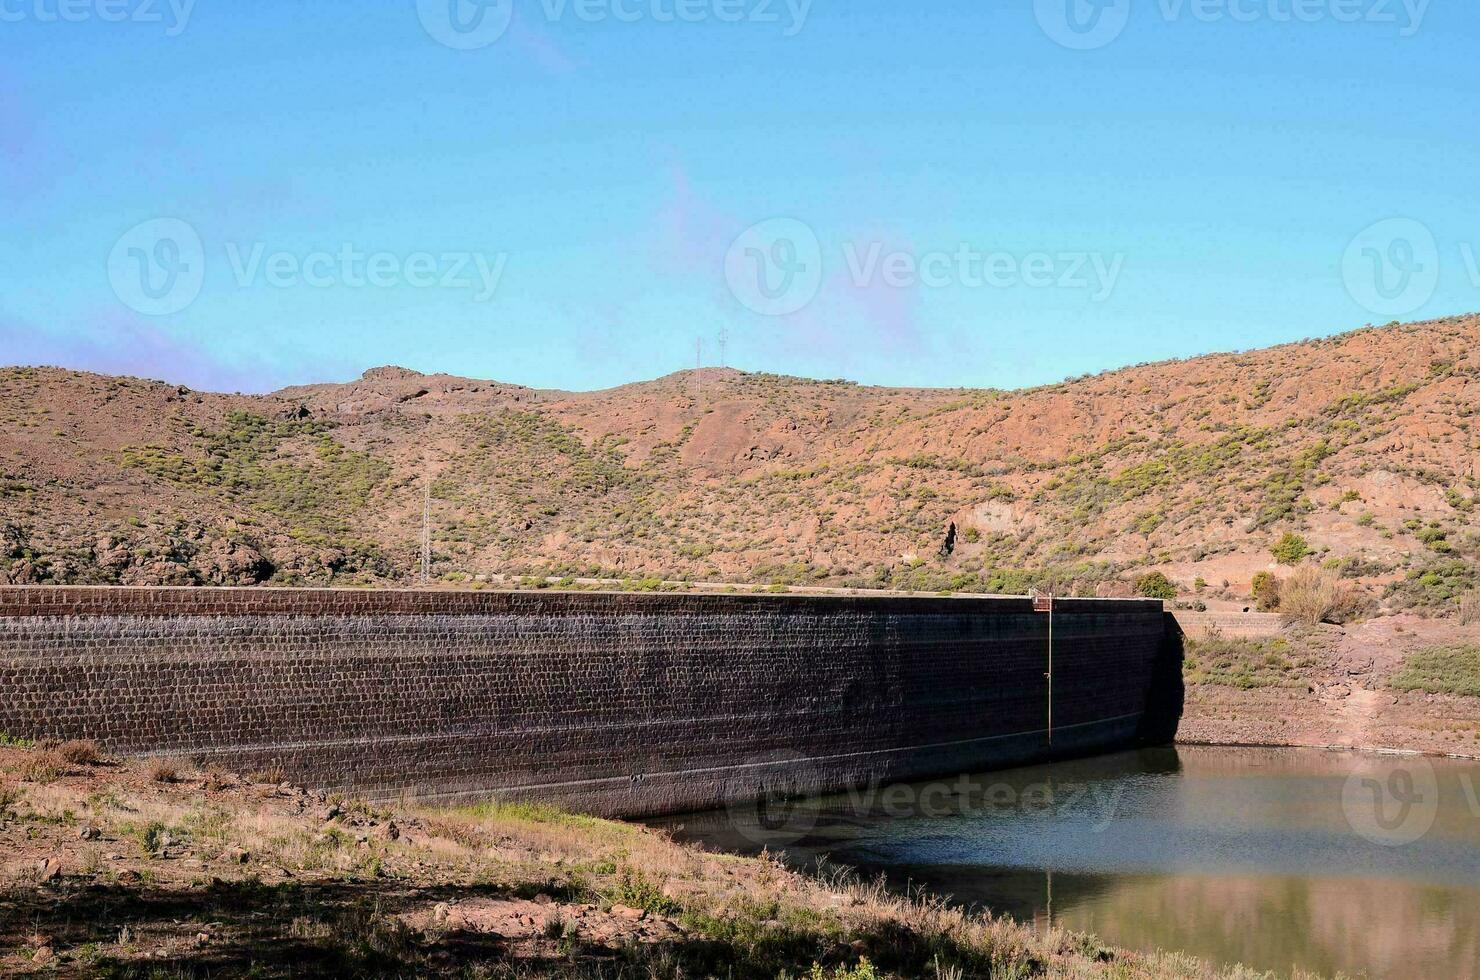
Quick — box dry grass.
[250,764,288,784]
[1279,566,1361,626]
[147,758,181,783]
[1459,591,1480,625]
[16,750,67,783]
[56,739,102,766]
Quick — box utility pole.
[420,473,431,586]
[695,338,703,404]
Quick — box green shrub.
[807,960,881,980]
[1272,533,1311,566]
[1135,571,1177,600]
[1251,571,1280,611]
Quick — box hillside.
[3,316,1479,612]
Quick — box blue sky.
[3,0,1479,393]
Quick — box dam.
[0,587,1182,817]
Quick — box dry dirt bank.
[0,747,1319,979]
[1177,614,1480,758]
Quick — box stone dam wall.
[0,588,1183,817]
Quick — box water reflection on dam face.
[649,746,1480,980]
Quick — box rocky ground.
[0,746,1320,979]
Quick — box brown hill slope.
[2,316,1478,610]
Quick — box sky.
[3,0,1479,394]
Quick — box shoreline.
[0,743,1313,979]
[1173,736,1480,762]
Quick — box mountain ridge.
[3,315,1478,613]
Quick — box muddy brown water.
[647,746,1480,979]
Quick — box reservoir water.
[648,746,1480,979]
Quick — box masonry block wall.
[0,588,1182,817]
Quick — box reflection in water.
[649,747,1480,979]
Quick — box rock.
[3,559,42,585]
[36,858,62,882]
[78,825,102,841]
[31,946,54,965]
[324,805,344,820]
[533,893,553,905]
[223,846,250,864]
[611,904,646,921]
[192,536,272,586]
[432,903,453,922]
[384,821,400,841]
[195,932,211,944]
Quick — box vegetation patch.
[122,412,391,539]
[1391,645,1480,698]
[1183,634,1310,689]
[1387,559,1479,613]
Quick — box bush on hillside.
[1251,571,1280,611]
[1279,565,1361,626]
[1272,533,1311,566]
[1135,571,1178,600]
